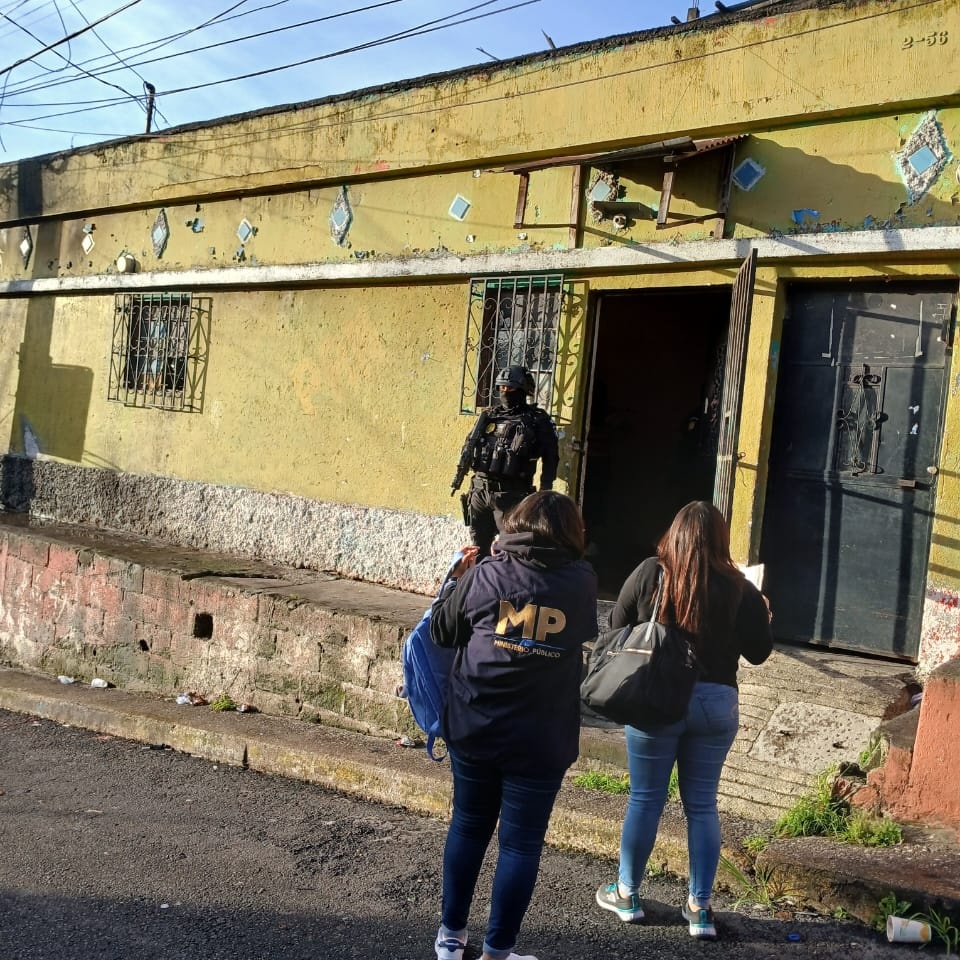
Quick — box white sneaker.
[435,932,467,960]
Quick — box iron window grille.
[108,293,204,411]
[460,274,564,416]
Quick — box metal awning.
[504,135,747,240]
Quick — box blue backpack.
[400,555,461,761]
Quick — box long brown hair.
[502,490,587,556]
[656,500,743,639]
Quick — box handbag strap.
[641,567,665,644]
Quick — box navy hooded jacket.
[430,531,598,774]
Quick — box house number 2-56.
[902,31,949,48]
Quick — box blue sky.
[0,0,707,161]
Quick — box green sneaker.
[595,882,645,922]
[681,902,717,939]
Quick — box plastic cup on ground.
[886,916,931,943]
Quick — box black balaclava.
[501,388,524,410]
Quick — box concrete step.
[577,647,916,820]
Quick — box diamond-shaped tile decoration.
[329,187,353,245]
[237,218,255,243]
[81,233,95,255]
[732,158,766,192]
[896,111,952,203]
[19,227,33,268]
[448,194,471,221]
[151,208,170,258]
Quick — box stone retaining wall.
[0,527,419,738]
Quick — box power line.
[65,0,169,124]
[0,0,141,76]
[2,0,408,99]
[0,0,540,124]
[1,0,151,118]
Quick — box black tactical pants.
[467,475,533,558]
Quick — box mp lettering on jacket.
[494,600,567,656]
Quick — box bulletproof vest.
[471,406,542,480]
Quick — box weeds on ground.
[873,893,960,956]
[210,693,237,712]
[873,892,914,930]
[573,764,680,801]
[718,855,793,909]
[773,768,902,846]
[743,834,769,855]
[573,772,629,795]
[924,907,960,956]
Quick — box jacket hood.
[492,530,581,568]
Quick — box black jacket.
[430,532,598,773]
[611,556,772,688]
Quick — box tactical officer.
[453,365,560,558]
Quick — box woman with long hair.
[594,500,772,940]
[430,491,598,960]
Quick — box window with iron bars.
[108,293,204,411]
[460,274,564,416]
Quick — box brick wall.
[0,528,418,738]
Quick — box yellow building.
[2,0,959,669]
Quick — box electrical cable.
[1,0,149,116]
[0,0,141,77]
[3,0,409,99]
[65,0,168,124]
[0,0,540,123]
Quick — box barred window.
[108,293,206,411]
[460,274,564,415]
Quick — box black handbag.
[580,568,699,727]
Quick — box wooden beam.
[657,168,676,227]
[568,164,583,248]
[514,171,530,229]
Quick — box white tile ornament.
[151,209,170,258]
[81,233,95,255]
[19,228,33,268]
[448,194,471,221]
[330,188,353,245]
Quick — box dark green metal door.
[762,283,955,660]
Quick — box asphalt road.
[0,709,916,960]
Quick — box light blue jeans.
[618,682,739,905]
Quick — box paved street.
[0,709,916,960]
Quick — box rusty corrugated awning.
[500,135,746,173]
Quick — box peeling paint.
[20,418,40,458]
[791,208,819,225]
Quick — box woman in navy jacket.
[430,491,598,960]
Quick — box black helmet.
[495,365,530,392]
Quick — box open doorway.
[579,287,733,598]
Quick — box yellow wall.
[2,0,957,224]
[5,104,959,284]
[3,280,593,514]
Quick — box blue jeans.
[441,751,564,959]
[618,682,739,905]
